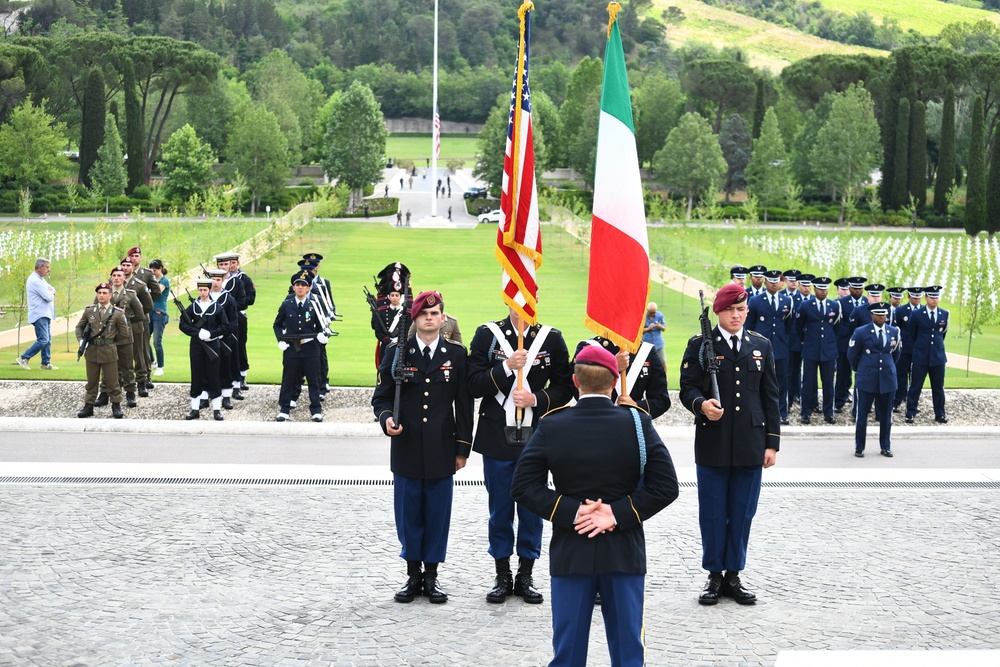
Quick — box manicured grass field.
[386,134,479,164]
[825,0,1000,35]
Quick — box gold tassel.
[519,0,535,21]
[607,1,621,38]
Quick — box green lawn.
[825,0,1000,35]
[386,134,479,164]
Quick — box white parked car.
[478,209,502,224]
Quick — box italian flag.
[584,11,650,353]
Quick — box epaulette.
[114,306,125,311]
[748,330,767,339]
[541,404,570,419]
[445,338,464,347]
[687,334,704,343]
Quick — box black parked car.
[463,186,488,199]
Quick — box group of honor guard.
[730,264,948,457]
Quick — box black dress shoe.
[855,451,864,458]
[199,398,209,409]
[486,573,513,603]
[232,389,245,401]
[138,386,149,398]
[94,392,109,407]
[394,574,424,603]
[881,449,893,458]
[824,416,836,424]
[514,573,543,604]
[423,576,448,604]
[904,415,914,423]
[145,380,154,390]
[892,406,900,413]
[834,406,843,414]
[112,403,124,419]
[185,410,200,420]
[214,410,224,421]
[126,391,137,408]
[698,573,723,605]
[780,418,789,426]
[240,381,249,391]
[721,572,756,605]
[800,416,811,425]
[222,397,234,410]
[77,404,94,418]
[935,416,948,424]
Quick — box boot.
[94,392,109,407]
[394,561,423,603]
[721,571,756,605]
[112,403,124,419]
[77,404,94,418]
[126,391,137,408]
[145,380,154,390]
[513,557,543,604]
[232,388,245,401]
[240,380,249,391]
[199,399,209,409]
[486,557,514,603]
[422,562,447,604]
[699,572,724,605]
[222,397,234,410]
[185,410,200,420]
[213,410,224,421]
[138,386,149,398]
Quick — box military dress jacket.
[179,299,229,352]
[747,291,795,360]
[788,291,805,353]
[908,306,949,368]
[510,397,679,577]
[835,295,865,352]
[468,318,574,460]
[224,273,247,311]
[134,266,161,300]
[212,290,239,342]
[235,271,256,309]
[75,304,129,364]
[109,289,144,344]
[272,296,323,350]
[372,336,474,479]
[893,302,917,351]
[848,324,902,395]
[796,297,841,363]
[679,326,781,467]
[573,338,671,419]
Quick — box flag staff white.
[431,0,439,218]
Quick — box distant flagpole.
[431,0,440,218]
[585,1,650,390]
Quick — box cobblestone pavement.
[2,482,999,666]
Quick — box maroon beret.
[713,283,749,314]
[95,283,112,292]
[127,246,141,255]
[574,344,619,380]
[120,257,133,265]
[410,290,443,316]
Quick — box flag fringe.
[584,315,641,354]
[606,1,621,37]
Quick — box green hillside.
[825,0,1000,35]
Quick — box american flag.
[496,4,541,325]
[433,104,441,159]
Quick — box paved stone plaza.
[2,478,999,666]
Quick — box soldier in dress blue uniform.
[730,264,749,287]
[207,269,240,410]
[834,277,850,300]
[748,269,795,425]
[573,336,671,419]
[511,345,679,666]
[179,278,229,421]
[783,269,800,298]
[892,287,921,411]
[468,306,574,605]
[791,273,815,411]
[679,284,780,606]
[796,277,840,424]
[273,270,328,422]
[905,285,949,424]
[848,283,885,333]
[834,276,866,411]
[848,301,902,457]
[746,265,767,297]
[372,290,474,605]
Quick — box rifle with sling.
[698,290,721,404]
[364,285,392,340]
[77,306,117,361]
[389,274,412,427]
[183,288,233,356]
[171,290,220,361]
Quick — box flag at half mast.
[497,1,541,325]
[585,2,650,352]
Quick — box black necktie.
[730,335,738,354]
[297,301,303,314]
[878,329,884,347]
[423,346,431,365]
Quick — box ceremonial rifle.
[364,285,392,340]
[698,290,721,404]
[171,290,220,361]
[389,274,412,427]
[184,288,233,356]
[77,307,117,361]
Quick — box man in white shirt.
[18,258,57,370]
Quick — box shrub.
[132,185,152,200]
[447,159,464,172]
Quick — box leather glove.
[317,332,329,344]
[278,341,289,351]
[198,328,211,341]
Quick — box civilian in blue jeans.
[18,258,57,371]
[148,259,170,376]
[642,301,666,368]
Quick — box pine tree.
[987,138,1000,235]
[890,98,909,211]
[908,100,927,210]
[123,60,145,193]
[934,85,956,215]
[752,78,765,139]
[78,69,106,189]
[965,95,987,235]
[91,113,127,214]
[745,107,790,222]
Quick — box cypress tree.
[123,60,145,193]
[987,137,1000,235]
[880,50,913,209]
[966,95,987,235]
[752,78,765,140]
[908,100,927,210]
[891,98,909,211]
[934,85,956,215]
[78,68,106,189]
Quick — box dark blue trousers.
[393,474,453,563]
[894,353,912,409]
[696,464,763,573]
[855,390,893,452]
[801,358,834,419]
[483,455,542,559]
[786,350,801,405]
[773,357,788,420]
[835,349,853,408]
[277,343,322,415]
[907,363,946,420]
[550,573,645,667]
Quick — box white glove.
[198,328,211,341]
[77,339,84,346]
[278,341,289,351]
[317,332,329,344]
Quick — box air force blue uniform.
[892,301,918,409]
[273,295,324,417]
[848,323,901,453]
[906,307,949,421]
[747,290,794,421]
[796,297,841,420]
